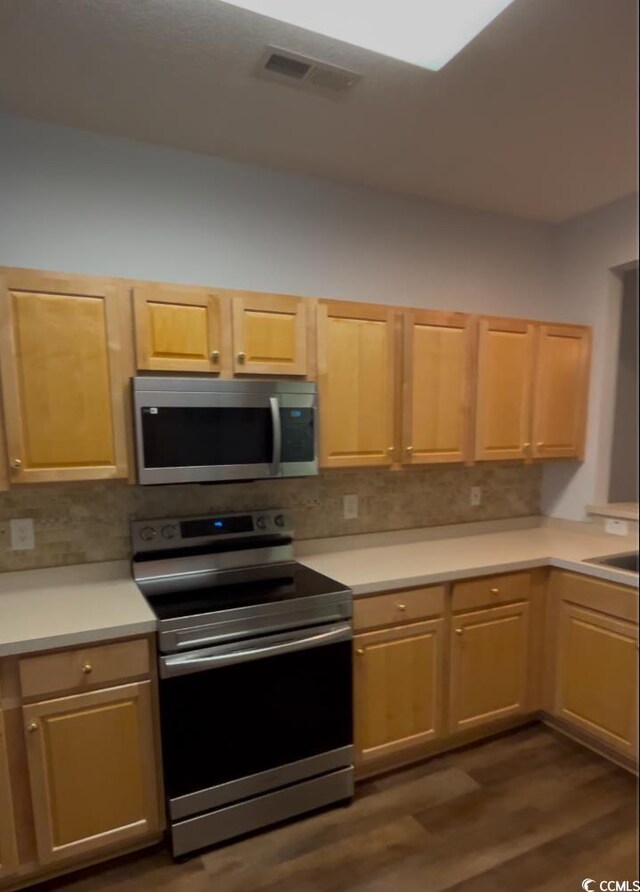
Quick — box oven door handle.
[160,622,352,679]
[270,396,282,476]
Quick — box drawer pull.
[397,603,406,611]
[355,648,364,656]
[27,722,38,733]
[210,350,220,363]
[455,628,463,636]
[237,352,246,363]
[11,458,22,470]
[81,663,93,674]
[490,587,499,594]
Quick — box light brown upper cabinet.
[402,310,474,464]
[317,301,396,468]
[475,318,590,461]
[231,292,309,376]
[133,284,230,375]
[0,269,130,484]
[475,317,536,461]
[531,324,590,459]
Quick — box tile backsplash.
[0,463,541,573]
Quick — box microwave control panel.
[280,408,315,463]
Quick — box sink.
[584,551,639,573]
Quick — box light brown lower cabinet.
[554,603,638,759]
[449,602,531,733]
[0,710,19,880]
[353,619,444,766]
[22,681,161,866]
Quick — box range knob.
[161,525,177,540]
[274,514,286,528]
[255,515,268,530]
[139,526,157,542]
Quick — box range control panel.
[131,509,292,553]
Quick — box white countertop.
[0,520,636,658]
[0,560,156,657]
[296,523,639,595]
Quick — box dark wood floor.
[44,725,638,892]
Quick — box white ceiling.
[0,0,636,222]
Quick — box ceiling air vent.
[255,47,361,98]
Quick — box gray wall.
[609,268,638,502]
[0,113,555,318]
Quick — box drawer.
[19,638,150,700]
[452,571,532,613]
[354,586,444,632]
[549,569,638,624]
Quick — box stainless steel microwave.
[132,377,318,485]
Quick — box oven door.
[134,389,281,484]
[158,622,353,820]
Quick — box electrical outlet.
[605,518,629,537]
[343,494,358,520]
[10,518,35,551]
[470,487,482,507]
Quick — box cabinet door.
[403,310,473,464]
[475,318,536,461]
[231,292,308,376]
[450,603,530,733]
[354,620,444,766]
[532,324,590,459]
[23,682,160,866]
[0,710,19,879]
[555,604,638,758]
[318,301,396,468]
[0,271,129,483]
[133,285,228,374]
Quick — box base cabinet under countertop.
[0,636,163,890]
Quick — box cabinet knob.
[81,663,93,674]
[455,628,463,636]
[27,722,38,733]
[397,603,406,611]
[490,587,499,594]
[536,442,544,448]
[237,352,246,363]
[210,350,220,363]
[406,446,413,454]
[355,648,364,656]
[523,443,531,453]
[387,446,395,454]
[11,458,22,470]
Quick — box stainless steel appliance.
[131,509,353,858]
[132,377,318,485]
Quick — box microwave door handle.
[270,396,282,476]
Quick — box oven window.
[141,407,272,467]
[159,640,352,799]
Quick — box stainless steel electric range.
[131,509,354,858]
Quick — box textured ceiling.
[0,0,636,221]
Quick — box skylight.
[221,0,517,71]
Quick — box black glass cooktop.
[142,563,349,621]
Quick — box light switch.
[10,518,35,550]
